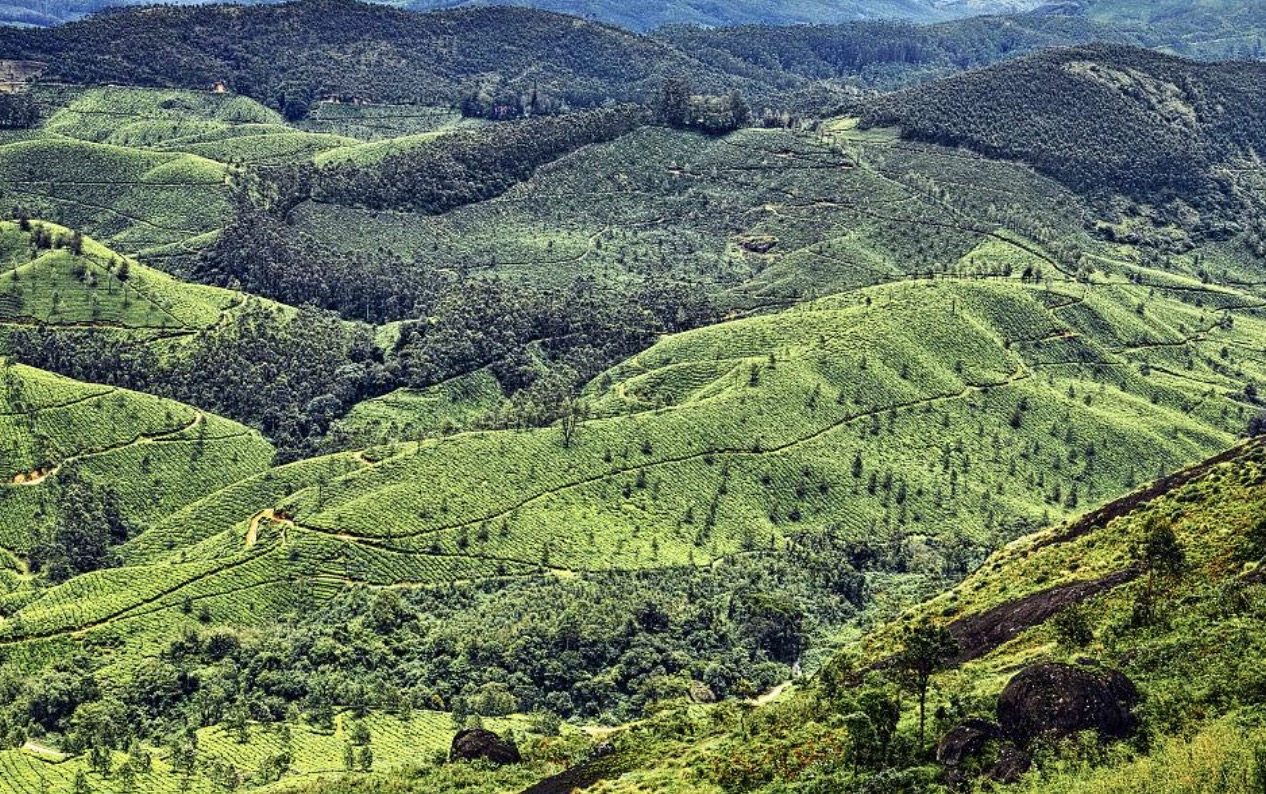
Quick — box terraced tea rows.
[3,273,1260,671]
[0,708,536,794]
[0,360,274,555]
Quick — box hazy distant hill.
[0,0,1042,29]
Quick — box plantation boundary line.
[302,359,1032,543]
[0,385,115,416]
[292,523,574,574]
[0,546,282,645]
[9,410,204,485]
[2,187,217,237]
[0,179,222,188]
[0,318,196,337]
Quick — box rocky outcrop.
[989,744,1033,784]
[946,569,1139,664]
[450,728,522,765]
[997,662,1139,746]
[936,718,1000,767]
[936,718,1031,789]
[937,662,1137,787]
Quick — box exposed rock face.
[450,728,522,765]
[689,681,717,703]
[997,662,1139,746]
[937,718,1032,789]
[988,744,1033,784]
[936,718,1000,767]
[936,663,1137,787]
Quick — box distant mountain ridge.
[0,0,1044,30]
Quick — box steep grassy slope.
[0,219,239,334]
[324,369,507,449]
[565,434,1266,794]
[0,132,231,261]
[291,116,1266,320]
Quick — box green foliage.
[3,25,1266,793]
[0,94,40,130]
[862,44,1266,223]
[314,106,647,213]
[893,622,957,748]
[0,1,755,115]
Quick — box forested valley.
[0,2,1264,793]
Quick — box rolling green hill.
[0,131,232,261]
[0,218,238,333]
[1,261,1265,791]
[0,0,767,116]
[0,358,274,578]
[0,12,1265,793]
[540,428,1266,794]
[278,113,1266,326]
[0,0,1040,31]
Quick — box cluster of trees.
[194,206,443,325]
[860,44,1266,223]
[653,78,750,135]
[28,469,132,582]
[313,106,647,213]
[391,275,710,395]
[458,81,569,120]
[0,544,870,760]
[658,15,1110,89]
[7,302,388,460]
[0,93,40,129]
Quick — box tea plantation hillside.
[4,58,1263,326]
[0,218,238,334]
[555,434,1266,794]
[0,133,232,266]
[1,267,1265,791]
[2,15,1266,794]
[284,113,1266,324]
[0,358,273,578]
[0,219,407,461]
[0,86,360,269]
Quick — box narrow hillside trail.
[9,410,206,486]
[752,680,793,706]
[0,317,196,338]
[245,508,295,548]
[282,512,578,577]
